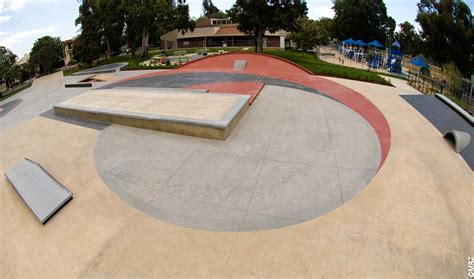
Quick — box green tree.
[416,0,473,75]
[318,17,336,40]
[95,0,125,59]
[0,47,20,89]
[122,1,140,56]
[74,0,102,65]
[290,17,330,50]
[29,36,63,75]
[202,0,218,17]
[395,21,423,56]
[122,0,194,57]
[332,0,395,43]
[20,61,36,82]
[228,0,307,53]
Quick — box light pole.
[385,27,391,69]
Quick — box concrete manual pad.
[94,85,381,231]
[233,60,247,70]
[53,88,250,140]
[4,158,73,224]
[72,62,128,76]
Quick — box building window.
[211,19,232,25]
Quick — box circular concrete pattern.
[94,85,381,231]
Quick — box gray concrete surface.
[72,63,128,75]
[402,94,474,170]
[94,85,381,231]
[0,70,159,130]
[102,72,334,100]
[4,158,73,224]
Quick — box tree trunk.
[106,40,111,59]
[130,40,136,57]
[141,26,150,58]
[254,35,258,53]
[257,27,264,53]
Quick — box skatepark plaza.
[1,53,472,277]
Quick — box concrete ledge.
[443,130,471,153]
[72,62,128,76]
[53,89,249,140]
[435,93,474,126]
[65,83,93,88]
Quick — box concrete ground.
[0,54,473,277]
[0,70,160,131]
[94,85,380,231]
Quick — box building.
[63,39,74,66]
[15,53,30,66]
[160,18,288,50]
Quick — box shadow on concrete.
[0,99,22,118]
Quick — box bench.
[4,158,73,224]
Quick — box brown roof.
[215,26,244,36]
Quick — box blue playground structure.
[386,41,404,74]
[366,40,385,69]
[339,38,404,73]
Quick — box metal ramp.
[233,60,247,70]
[5,158,73,224]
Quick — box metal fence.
[408,71,473,114]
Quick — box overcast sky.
[1,0,473,57]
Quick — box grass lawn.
[444,93,471,112]
[63,54,175,76]
[262,49,393,86]
[0,82,32,102]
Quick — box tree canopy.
[0,47,20,89]
[29,36,63,75]
[74,0,102,65]
[416,0,473,75]
[73,0,194,63]
[395,21,423,56]
[289,17,331,50]
[202,0,222,17]
[228,0,307,53]
[332,0,395,43]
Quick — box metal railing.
[408,71,473,114]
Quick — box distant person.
[440,79,446,94]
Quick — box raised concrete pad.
[233,60,247,70]
[4,158,73,224]
[114,87,209,93]
[53,88,249,140]
[444,130,471,153]
[186,81,265,104]
[72,62,128,76]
